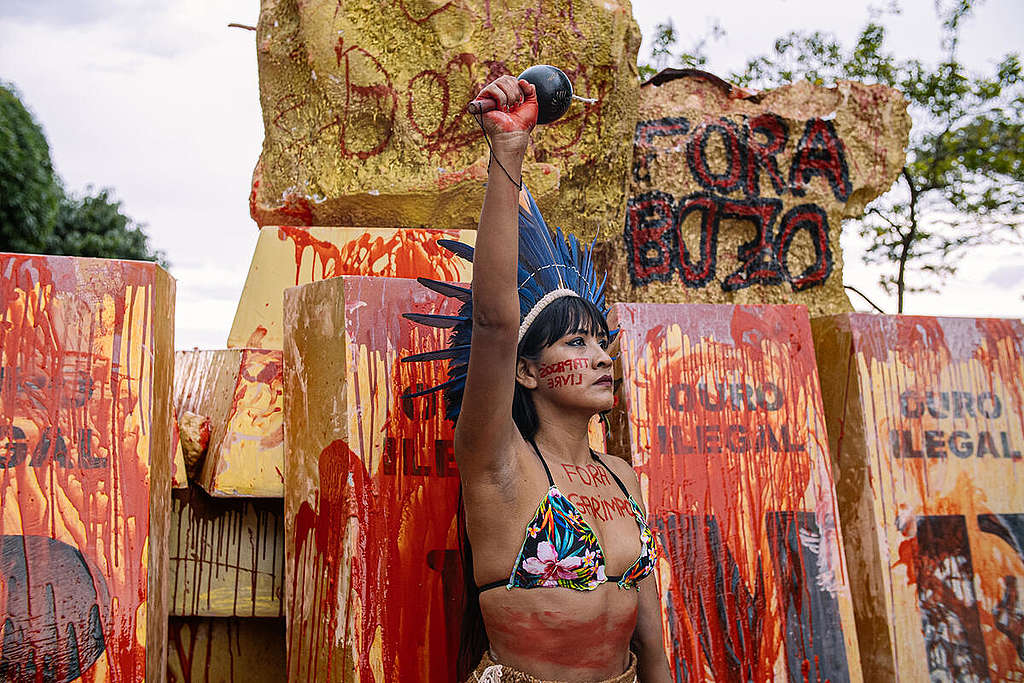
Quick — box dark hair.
[512,295,610,441]
[457,295,610,674]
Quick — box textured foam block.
[0,253,175,682]
[612,302,862,682]
[601,72,910,317]
[812,314,1024,680]
[252,0,641,238]
[283,275,463,681]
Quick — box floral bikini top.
[478,440,659,592]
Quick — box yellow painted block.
[812,314,1024,680]
[228,226,475,350]
[253,0,641,238]
[168,490,284,617]
[174,349,284,498]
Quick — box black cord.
[472,112,522,191]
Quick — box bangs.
[518,295,609,356]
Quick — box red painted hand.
[472,76,538,139]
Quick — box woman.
[409,75,672,682]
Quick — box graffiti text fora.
[626,115,850,291]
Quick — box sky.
[1,0,1021,349]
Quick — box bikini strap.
[590,450,633,499]
[527,439,555,486]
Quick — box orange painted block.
[812,314,1024,681]
[0,253,175,681]
[613,303,862,682]
[168,490,284,617]
[228,226,475,349]
[283,275,462,682]
[167,616,285,682]
[174,349,284,497]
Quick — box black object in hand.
[467,65,574,125]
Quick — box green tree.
[0,83,166,265]
[638,19,724,82]
[48,188,167,266]
[642,3,1024,312]
[0,83,60,252]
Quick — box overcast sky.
[1,0,1021,349]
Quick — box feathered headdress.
[402,186,609,422]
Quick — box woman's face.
[522,327,615,413]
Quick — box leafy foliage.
[0,83,60,253]
[49,188,168,266]
[0,84,166,265]
[641,3,1023,312]
[638,20,724,82]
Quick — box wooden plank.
[283,275,463,682]
[173,349,283,498]
[168,488,284,618]
[167,616,285,682]
[612,302,862,682]
[228,227,475,350]
[0,253,174,682]
[812,314,1024,681]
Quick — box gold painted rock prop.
[0,253,175,682]
[602,71,910,315]
[229,226,476,350]
[174,348,284,498]
[812,314,1024,681]
[167,616,285,682]
[168,488,284,617]
[251,0,641,238]
[284,275,463,681]
[611,302,862,682]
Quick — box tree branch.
[844,285,887,314]
[897,167,920,313]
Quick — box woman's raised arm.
[453,76,537,478]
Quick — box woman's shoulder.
[594,451,641,489]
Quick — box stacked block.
[612,302,862,681]
[812,314,1024,680]
[283,275,464,681]
[0,254,175,681]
